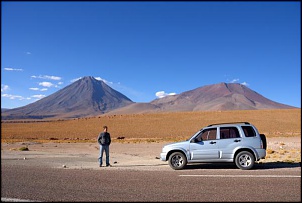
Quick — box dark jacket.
[97,132,111,145]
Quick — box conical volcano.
[2,76,134,119]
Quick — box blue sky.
[1,1,301,109]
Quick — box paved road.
[1,163,301,202]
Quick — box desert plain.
[1,109,301,170]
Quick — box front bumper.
[160,152,167,161]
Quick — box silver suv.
[160,122,267,170]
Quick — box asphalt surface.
[1,161,301,202]
[1,141,301,202]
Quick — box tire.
[168,152,187,170]
[260,134,267,149]
[235,151,255,170]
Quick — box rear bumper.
[256,149,266,160]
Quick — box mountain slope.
[2,80,297,119]
[106,82,296,114]
[2,76,134,119]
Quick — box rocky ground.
[1,137,300,171]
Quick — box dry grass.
[265,148,301,163]
[1,109,300,143]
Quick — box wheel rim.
[171,154,183,167]
[238,154,252,167]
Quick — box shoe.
[99,165,102,167]
[106,164,112,167]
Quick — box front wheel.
[235,151,255,170]
[168,152,187,170]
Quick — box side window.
[242,126,256,137]
[201,128,217,141]
[220,127,240,139]
[196,128,217,141]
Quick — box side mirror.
[191,138,199,143]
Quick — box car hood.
[164,141,189,149]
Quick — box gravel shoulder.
[1,137,300,171]
[1,141,169,171]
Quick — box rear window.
[242,126,256,137]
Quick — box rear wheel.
[168,152,187,170]
[235,151,255,170]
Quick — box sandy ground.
[1,137,300,171]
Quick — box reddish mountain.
[106,82,296,114]
[2,76,134,119]
[2,80,297,119]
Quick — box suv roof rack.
[207,122,250,127]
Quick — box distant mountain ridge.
[106,82,296,114]
[152,82,293,110]
[1,77,297,119]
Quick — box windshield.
[186,130,202,141]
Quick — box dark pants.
[99,144,110,166]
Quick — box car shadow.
[254,161,301,170]
[112,163,167,168]
[183,162,301,170]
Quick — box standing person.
[97,125,111,167]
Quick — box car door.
[189,128,220,161]
[218,126,242,160]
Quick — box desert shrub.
[19,147,29,151]
[266,149,275,154]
